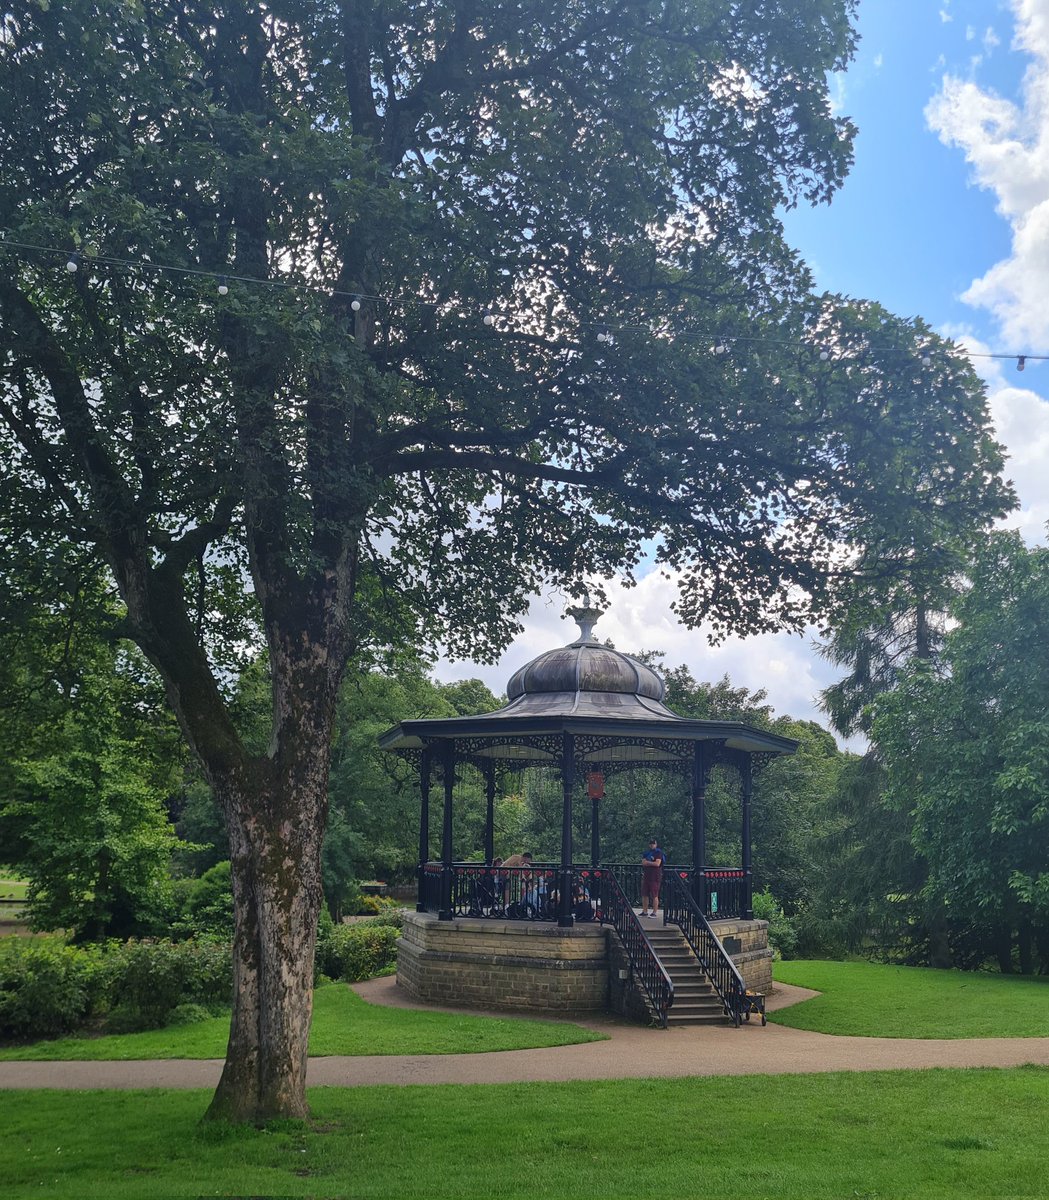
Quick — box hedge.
[0,935,232,1041]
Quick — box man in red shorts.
[641,837,665,918]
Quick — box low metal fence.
[419,862,750,921]
[419,863,603,922]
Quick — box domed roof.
[506,606,666,702]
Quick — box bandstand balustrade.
[418,861,752,922]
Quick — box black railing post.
[741,754,753,920]
[558,732,575,927]
[483,761,496,865]
[692,743,707,913]
[439,740,455,921]
[416,748,432,913]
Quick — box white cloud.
[988,381,1049,540]
[827,70,848,116]
[984,26,1001,52]
[942,330,1049,542]
[873,53,884,70]
[940,3,953,23]
[926,1,1049,347]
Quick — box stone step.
[665,965,708,980]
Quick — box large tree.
[0,0,1012,1119]
[873,533,1049,974]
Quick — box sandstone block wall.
[398,912,610,1012]
[709,917,774,993]
[396,913,772,1018]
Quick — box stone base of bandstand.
[397,912,773,1020]
[707,917,774,994]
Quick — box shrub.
[360,908,404,930]
[752,889,799,960]
[166,1002,215,1026]
[316,922,399,983]
[0,935,108,1040]
[171,861,234,940]
[105,938,233,1031]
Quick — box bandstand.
[379,606,797,1027]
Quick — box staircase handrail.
[593,868,674,1028]
[663,870,747,1027]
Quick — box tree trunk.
[995,927,1014,974]
[925,898,953,969]
[204,761,328,1123]
[1018,920,1034,976]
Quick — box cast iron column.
[559,732,575,927]
[741,754,753,919]
[691,742,708,913]
[484,761,496,865]
[439,740,455,921]
[590,794,600,868]
[416,748,432,913]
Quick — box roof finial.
[565,591,604,644]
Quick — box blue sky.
[439,0,1049,737]
[787,0,1017,329]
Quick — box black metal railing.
[592,868,673,1027]
[663,870,747,1026]
[421,863,598,921]
[698,868,749,919]
[601,863,750,919]
[419,862,445,911]
[420,862,751,922]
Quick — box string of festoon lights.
[2,236,1046,372]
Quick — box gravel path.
[3,977,1048,1091]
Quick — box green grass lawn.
[0,982,605,1061]
[4,1068,1049,1198]
[772,959,1049,1038]
[0,879,28,901]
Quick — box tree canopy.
[872,533,1049,973]
[0,0,1014,1120]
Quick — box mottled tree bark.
[201,658,339,1122]
[207,775,326,1122]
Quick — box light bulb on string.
[818,348,830,362]
[216,276,229,296]
[920,348,933,367]
[65,253,80,274]
[714,341,728,355]
[596,327,611,344]
[350,295,361,312]
[1017,355,1026,372]
[482,309,495,327]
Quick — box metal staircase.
[645,923,731,1025]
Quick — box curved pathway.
[3,978,1049,1090]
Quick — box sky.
[434,0,1049,737]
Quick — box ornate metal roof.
[506,606,666,704]
[379,604,798,766]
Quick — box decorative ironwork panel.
[574,733,695,762]
[453,733,564,762]
[583,758,691,781]
[750,751,778,777]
